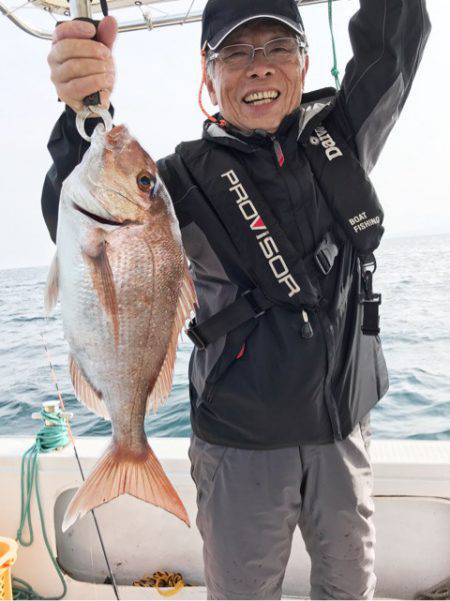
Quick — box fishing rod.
[40,329,121,600]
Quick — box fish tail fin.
[62,442,190,532]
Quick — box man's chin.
[238,99,288,133]
[231,116,282,135]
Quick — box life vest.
[177,107,384,350]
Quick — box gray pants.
[188,413,375,600]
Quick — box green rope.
[328,0,341,90]
[13,408,69,600]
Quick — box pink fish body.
[45,124,196,531]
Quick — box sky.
[0,0,449,270]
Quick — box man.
[43,0,431,598]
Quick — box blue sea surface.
[0,233,449,440]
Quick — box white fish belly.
[57,197,184,441]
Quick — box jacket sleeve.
[337,0,431,173]
[41,105,114,242]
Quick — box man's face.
[206,20,309,134]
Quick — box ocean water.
[0,233,449,440]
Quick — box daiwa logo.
[310,126,343,161]
[221,170,301,298]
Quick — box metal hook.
[76,105,113,142]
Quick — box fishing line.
[40,326,121,601]
[135,2,153,31]
[87,503,99,601]
[43,6,58,23]
[181,0,194,25]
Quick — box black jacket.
[41,0,431,449]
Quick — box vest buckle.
[243,289,266,318]
[185,318,207,351]
[314,232,339,276]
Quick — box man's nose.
[246,49,275,78]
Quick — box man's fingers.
[58,72,115,101]
[99,89,112,109]
[48,15,116,113]
[96,16,118,50]
[52,20,96,44]
[51,57,114,84]
[48,38,110,66]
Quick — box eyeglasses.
[207,36,308,69]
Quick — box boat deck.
[57,579,402,599]
[0,437,449,600]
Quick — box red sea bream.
[45,123,196,531]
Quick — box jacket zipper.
[270,135,285,167]
[269,134,316,338]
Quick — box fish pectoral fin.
[82,233,119,347]
[146,262,197,415]
[69,355,110,420]
[62,442,190,532]
[44,253,59,314]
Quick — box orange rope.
[198,50,226,128]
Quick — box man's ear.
[205,72,219,106]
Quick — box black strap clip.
[185,318,207,351]
[185,289,269,351]
[314,232,339,276]
[243,289,266,318]
[359,256,382,336]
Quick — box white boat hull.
[0,437,449,600]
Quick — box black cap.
[201,0,305,50]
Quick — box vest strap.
[186,288,273,350]
[177,141,322,310]
[186,230,339,350]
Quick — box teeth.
[244,90,279,104]
[249,98,273,105]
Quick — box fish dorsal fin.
[44,254,59,314]
[147,263,197,415]
[69,355,110,420]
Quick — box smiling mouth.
[243,90,280,106]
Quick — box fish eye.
[136,170,156,194]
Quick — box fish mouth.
[72,202,133,227]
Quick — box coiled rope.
[12,408,69,600]
[133,571,186,596]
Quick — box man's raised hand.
[47,16,118,114]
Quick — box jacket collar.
[203,87,337,152]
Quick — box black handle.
[75,17,102,107]
[56,17,101,107]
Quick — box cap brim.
[206,14,305,50]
